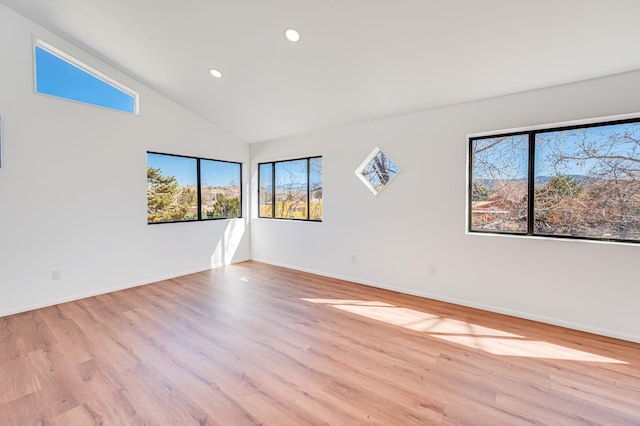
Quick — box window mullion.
[271,163,276,219]
[306,158,311,220]
[197,159,202,220]
[527,132,536,236]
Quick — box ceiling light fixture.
[285,28,301,43]
[209,68,223,78]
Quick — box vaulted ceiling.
[3,0,640,143]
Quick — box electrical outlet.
[52,269,62,280]
[429,266,437,276]
[351,254,358,264]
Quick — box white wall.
[3,3,639,344]
[251,71,640,343]
[0,5,251,316]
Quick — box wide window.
[469,117,640,243]
[34,40,138,114]
[147,152,241,224]
[259,156,322,221]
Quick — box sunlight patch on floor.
[436,335,625,363]
[301,298,627,364]
[332,304,521,337]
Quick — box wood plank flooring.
[1,260,640,425]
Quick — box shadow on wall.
[210,219,246,268]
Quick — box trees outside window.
[258,163,273,218]
[259,156,322,221]
[469,118,640,243]
[275,159,308,219]
[309,157,323,221]
[147,152,242,224]
[469,134,528,233]
[147,153,197,223]
[200,159,241,219]
[354,147,400,195]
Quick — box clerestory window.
[34,39,138,114]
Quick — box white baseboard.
[1,256,258,318]
[0,265,215,318]
[251,257,640,344]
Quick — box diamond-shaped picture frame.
[354,147,400,195]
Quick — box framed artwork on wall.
[355,146,400,195]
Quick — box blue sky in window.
[535,122,640,177]
[472,135,529,180]
[201,160,241,187]
[361,151,398,188]
[147,153,197,186]
[309,157,322,190]
[35,45,135,114]
[259,163,273,186]
[473,122,640,180]
[275,159,307,188]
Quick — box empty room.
[1,0,640,424]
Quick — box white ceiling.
[3,0,640,143]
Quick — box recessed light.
[209,68,223,78]
[285,28,301,43]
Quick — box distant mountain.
[534,174,585,183]
[476,175,586,189]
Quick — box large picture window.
[259,156,322,221]
[147,152,241,224]
[469,116,640,243]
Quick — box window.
[355,147,400,195]
[469,116,640,243]
[200,159,241,219]
[259,156,322,221]
[469,134,529,234]
[34,40,138,114]
[147,152,242,224]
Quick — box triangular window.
[34,40,138,114]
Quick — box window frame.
[258,156,322,222]
[468,115,640,244]
[147,151,242,225]
[33,38,139,114]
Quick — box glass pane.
[200,160,241,219]
[470,134,529,233]
[309,157,323,221]
[275,159,308,219]
[355,148,400,195]
[259,163,273,218]
[534,122,640,240]
[147,153,198,223]
[35,45,136,114]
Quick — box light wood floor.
[1,261,640,425]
